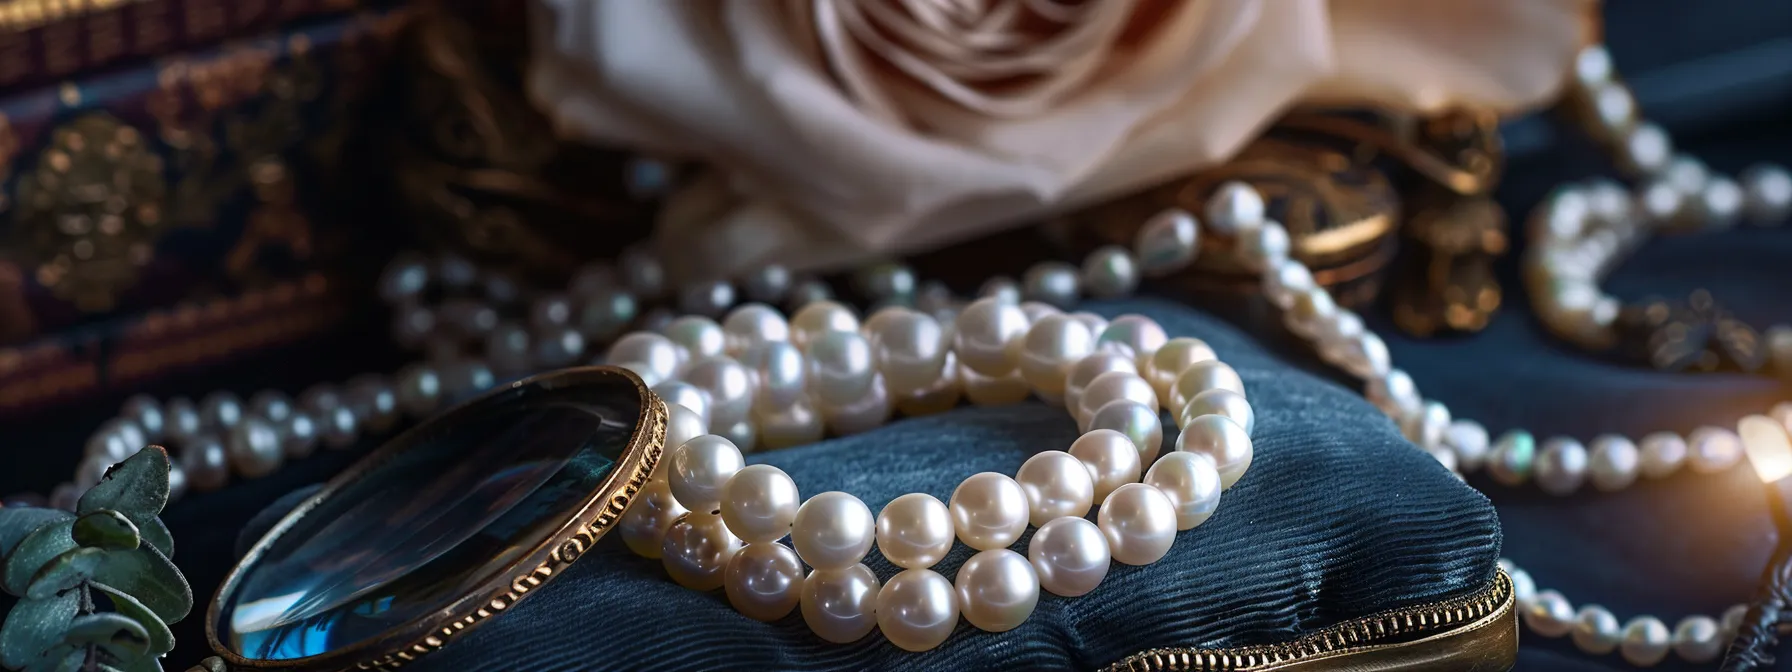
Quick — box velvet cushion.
[233,298,1500,671]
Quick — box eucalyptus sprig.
[0,447,193,672]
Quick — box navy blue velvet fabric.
[233,299,1500,672]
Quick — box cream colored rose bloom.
[529,0,1589,279]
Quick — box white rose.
[529,0,1589,279]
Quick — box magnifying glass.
[206,366,666,670]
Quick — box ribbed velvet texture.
[236,299,1501,672]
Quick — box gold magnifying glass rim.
[204,365,668,671]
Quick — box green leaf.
[73,511,140,552]
[63,612,150,662]
[91,544,191,624]
[3,520,76,597]
[0,509,74,557]
[21,645,80,672]
[76,447,171,524]
[91,584,174,657]
[26,547,105,600]
[137,518,173,560]
[0,590,79,668]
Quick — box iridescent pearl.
[721,303,791,354]
[978,276,1021,303]
[1143,337,1217,403]
[345,376,400,433]
[807,330,877,403]
[785,279,834,312]
[163,397,203,443]
[1170,360,1245,413]
[620,479,688,558]
[1638,432,1687,478]
[894,352,962,416]
[1572,605,1621,655]
[119,395,165,441]
[1236,221,1291,272]
[1070,429,1142,503]
[529,293,573,331]
[741,264,792,304]
[955,549,1039,633]
[875,493,954,570]
[867,309,948,396]
[1178,388,1254,435]
[1263,259,1316,309]
[1488,430,1537,486]
[1741,162,1792,224]
[683,356,754,429]
[792,491,876,571]
[1015,450,1095,526]
[1535,437,1589,496]
[1672,615,1723,663]
[877,568,959,651]
[724,542,804,622]
[662,512,742,591]
[757,401,826,450]
[1018,314,1095,399]
[180,435,229,492]
[656,381,713,428]
[1620,616,1670,666]
[1336,332,1393,380]
[395,363,443,419]
[1063,352,1136,413]
[1081,246,1140,299]
[720,419,757,453]
[201,391,244,431]
[667,434,744,514]
[678,279,736,318]
[959,365,1031,406]
[1588,434,1640,491]
[855,262,917,303]
[86,420,140,462]
[1524,590,1575,637]
[1686,426,1743,474]
[1098,483,1178,565]
[575,289,637,341]
[1204,181,1264,235]
[657,403,709,479]
[720,464,800,543]
[1067,312,1108,338]
[1087,399,1164,464]
[1027,517,1110,597]
[790,300,860,350]
[1076,371,1157,427]
[664,316,728,361]
[1176,414,1253,489]
[738,342,806,412]
[282,411,318,460]
[954,298,1030,376]
[817,374,892,435]
[1023,261,1081,308]
[950,472,1030,551]
[1133,208,1199,275]
[1366,369,1420,419]
[1700,176,1745,228]
[1145,451,1222,530]
[1446,420,1492,471]
[607,332,683,381]
[226,418,284,478]
[802,565,880,643]
[1096,315,1167,368]
[1283,287,1338,339]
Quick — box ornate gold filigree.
[9,113,167,312]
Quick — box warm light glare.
[1739,415,1792,484]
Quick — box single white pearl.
[724,542,803,622]
[1098,483,1178,565]
[720,464,800,543]
[1076,371,1158,427]
[807,330,877,404]
[1535,437,1589,496]
[1177,388,1254,435]
[1572,605,1622,654]
[1686,426,1744,474]
[1620,616,1671,666]
[801,564,880,643]
[1145,451,1222,530]
[1133,208,1200,276]
[1672,615,1723,663]
[876,568,959,652]
[1446,420,1491,472]
[667,434,745,514]
[1366,369,1420,419]
[960,365,1032,406]
[1095,315,1168,370]
[1067,312,1109,339]
[867,308,949,396]
[817,373,892,435]
[1588,434,1640,491]
[1081,245,1140,299]
[1027,517,1110,597]
[1176,414,1253,489]
[954,298,1031,376]
[722,303,790,354]
[721,419,757,453]
[1143,337,1217,403]
[950,472,1030,551]
[1204,180,1265,235]
[737,342,806,412]
[613,360,668,390]
[607,332,684,379]
[1508,567,1537,605]
[1236,221,1291,272]
[664,315,728,361]
[1018,314,1096,399]
[682,356,754,430]
[1283,286,1338,339]
[875,493,954,569]
[792,491,876,571]
[1086,399,1165,466]
[1170,360,1245,413]
[1638,431,1687,479]
[1069,429,1143,503]
[756,400,825,450]
[1524,590,1575,637]
[619,478,688,558]
[895,352,962,416]
[955,548,1040,633]
[790,300,860,350]
[1263,259,1316,309]
[661,511,742,591]
[1399,401,1450,450]
[1015,450,1096,526]
[1063,352,1136,413]
[656,381,713,430]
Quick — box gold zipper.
[1105,569,1517,672]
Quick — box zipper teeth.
[1108,570,1513,672]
